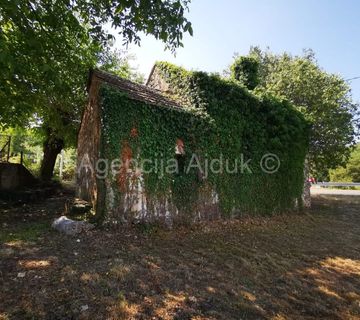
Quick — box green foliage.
[0,221,48,243]
[73,0,193,51]
[330,144,360,182]
[0,0,161,139]
[98,49,145,83]
[243,47,359,176]
[98,62,308,222]
[1,127,43,176]
[1,126,76,179]
[53,148,77,181]
[0,0,100,143]
[0,0,192,179]
[230,56,259,90]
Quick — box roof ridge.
[89,69,184,111]
[93,68,161,93]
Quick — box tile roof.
[89,69,183,111]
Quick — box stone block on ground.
[52,216,94,236]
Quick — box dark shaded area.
[0,181,68,208]
[0,163,37,190]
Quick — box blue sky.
[115,0,360,101]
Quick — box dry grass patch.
[1,194,360,319]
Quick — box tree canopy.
[0,0,193,180]
[0,0,192,128]
[233,47,359,177]
[0,0,98,132]
[330,143,360,183]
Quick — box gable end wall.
[76,75,102,212]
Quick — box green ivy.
[230,56,260,90]
[97,62,309,223]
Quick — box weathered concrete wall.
[0,163,37,190]
[102,164,220,227]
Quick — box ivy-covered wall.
[97,62,309,225]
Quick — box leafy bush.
[330,144,360,182]
[230,56,260,90]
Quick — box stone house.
[76,64,308,225]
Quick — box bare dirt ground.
[311,187,360,196]
[0,191,360,320]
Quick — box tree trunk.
[40,129,64,182]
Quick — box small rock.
[80,305,89,312]
[52,216,94,236]
[17,272,26,278]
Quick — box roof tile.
[90,69,183,111]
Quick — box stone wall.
[0,163,37,190]
[76,75,102,211]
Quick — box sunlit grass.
[18,259,51,269]
[0,221,49,243]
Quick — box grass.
[0,193,360,319]
[0,221,49,243]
